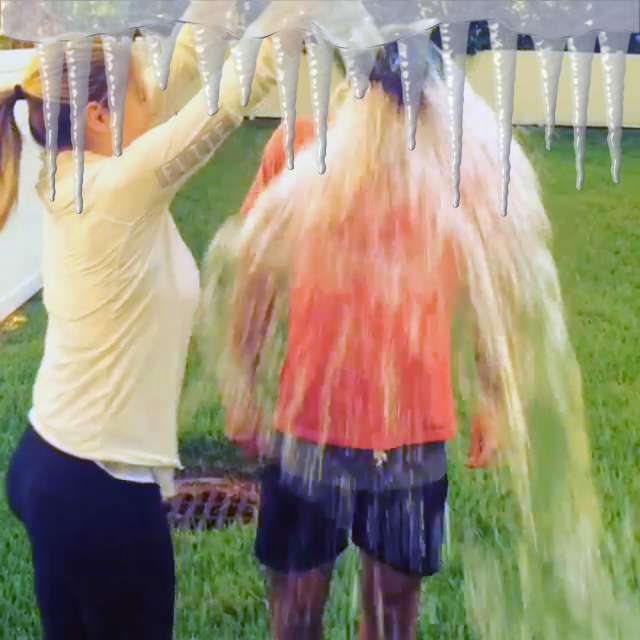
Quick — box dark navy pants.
[6,426,174,640]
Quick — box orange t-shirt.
[240,118,458,450]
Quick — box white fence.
[0,49,45,322]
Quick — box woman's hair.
[0,41,118,229]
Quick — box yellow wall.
[250,51,640,129]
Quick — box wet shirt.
[241,119,458,451]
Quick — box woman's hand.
[466,412,499,469]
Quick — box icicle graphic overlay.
[440,21,469,208]
[305,33,333,174]
[192,25,227,116]
[488,20,517,216]
[3,1,638,207]
[64,39,92,214]
[231,38,263,107]
[567,32,597,190]
[272,30,304,170]
[36,41,64,201]
[598,31,630,184]
[102,33,133,157]
[533,37,566,151]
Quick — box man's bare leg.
[266,563,334,640]
[359,552,422,640]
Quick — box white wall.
[0,48,45,322]
[252,51,640,128]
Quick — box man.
[206,44,500,639]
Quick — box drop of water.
[341,48,377,99]
[64,39,92,215]
[533,37,566,151]
[272,31,304,171]
[192,25,228,116]
[102,34,133,157]
[141,23,181,91]
[489,21,517,217]
[440,21,470,209]
[305,35,333,175]
[230,38,263,107]
[567,33,597,191]
[598,31,630,184]
[36,42,64,202]
[397,34,430,152]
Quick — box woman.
[198,42,581,639]
[1,28,276,639]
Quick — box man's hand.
[226,403,265,461]
[466,413,499,469]
[230,434,262,461]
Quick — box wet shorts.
[255,450,448,577]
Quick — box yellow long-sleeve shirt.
[28,30,277,497]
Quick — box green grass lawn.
[1,124,639,639]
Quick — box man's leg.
[353,474,449,640]
[266,563,334,640]
[359,552,421,640]
[256,465,349,640]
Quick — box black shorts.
[255,462,448,578]
[6,426,174,640]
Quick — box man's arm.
[467,328,502,468]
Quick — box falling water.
[440,21,469,208]
[598,31,630,184]
[36,42,64,201]
[272,30,304,170]
[533,37,565,151]
[305,35,333,174]
[64,40,91,214]
[192,25,227,116]
[488,21,517,216]
[567,33,597,191]
[102,34,133,157]
[231,38,263,107]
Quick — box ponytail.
[0,85,23,231]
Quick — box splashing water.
[194,62,640,638]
